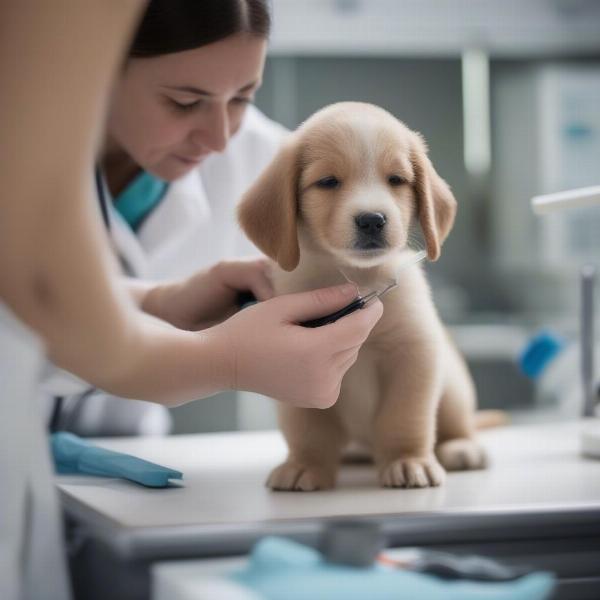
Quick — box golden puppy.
[238,102,487,491]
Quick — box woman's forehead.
[128,33,267,95]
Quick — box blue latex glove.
[51,432,183,488]
[230,537,555,600]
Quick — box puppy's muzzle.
[354,212,387,250]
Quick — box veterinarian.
[0,2,383,599]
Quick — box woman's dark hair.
[130,0,271,58]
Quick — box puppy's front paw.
[266,461,336,491]
[378,456,445,488]
[436,438,487,471]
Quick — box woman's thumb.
[278,284,358,323]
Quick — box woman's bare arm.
[0,1,230,404]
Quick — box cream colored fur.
[238,102,487,490]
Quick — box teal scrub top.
[114,170,168,231]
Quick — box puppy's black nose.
[355,212,386,234]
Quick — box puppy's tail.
[475,409,510,430]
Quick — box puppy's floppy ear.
[237,138,300,271]
[410,134,457,261]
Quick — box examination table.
[56,421,600,600]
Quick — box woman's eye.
[388,174,406,187]
[170,99,201,112]
[232,96,253,106]
[316,176,340,189]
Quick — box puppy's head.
[238,102,456,271]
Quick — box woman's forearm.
[107,317,233,405]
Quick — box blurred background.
[171,0,600,433]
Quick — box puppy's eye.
[388,175,406,187]
[316,176,340,189]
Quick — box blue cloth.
[51,432,182,488]
[114,170,168,231]
[230,537,555,600]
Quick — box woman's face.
[106,33,267,181]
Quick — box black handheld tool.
[236,285,393,328]
[301,277,399,328]
[235,288,385,328]
[300,290,382,328]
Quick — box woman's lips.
[174,153,209,165]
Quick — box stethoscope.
[49,169,109,433]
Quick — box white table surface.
[57,421,600,560]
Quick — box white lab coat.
[44,106,288,435]
[0,303,71,600]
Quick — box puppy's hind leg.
[267,405,347,492]
[435,354,487,471]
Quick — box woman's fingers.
[219,259,275,302]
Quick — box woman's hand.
[140,258,274,330]
[206,283,384,409]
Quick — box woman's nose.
[192,105,229,153]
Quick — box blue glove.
[518,330,565,378]
[230,537,555,600]
[51,432,183,488]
